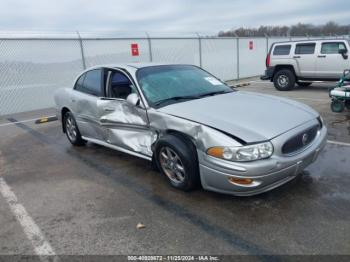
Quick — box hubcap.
[65,115,77,141]
[159,147,186,184]
[277,75,289,87]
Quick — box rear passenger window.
[273,45,291,55]
[321,42,347,54]
[74,74,85,92]
[295,43,315,55]
[83,69,102,96]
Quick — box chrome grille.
[282,125,319,154]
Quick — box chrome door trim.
[99,120,151,131]
[82,136,152,161]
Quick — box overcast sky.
[0,0,349,34]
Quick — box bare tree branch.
[218,21,350,37]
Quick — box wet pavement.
[0,81,349,257]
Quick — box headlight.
[207,142,274,162]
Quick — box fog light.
[228,177,253,185]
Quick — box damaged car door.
[96,69,155,158]
[73,69,105,140]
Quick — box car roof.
[85,62,179,71]
[74,63,192,82]
[125,62,173,69]
[272,38,349,45]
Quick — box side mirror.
[126,93,140,106]
[339,49,348,59]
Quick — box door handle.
[293,56,301,59]
[104,108,114,112]
[71,99,76,103]
[318,55,326,58]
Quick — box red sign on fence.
[131,43,139,56]
[249,41,254,50]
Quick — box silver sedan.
[54,63,327,196]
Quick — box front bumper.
[198,123,327,196]
[260,66,275,81]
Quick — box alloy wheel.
[159,146,186,184]
[65,115,77,142]
[277,75,289,88]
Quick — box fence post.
[146,32,153,62]
[236,37,240,80]
[264,33,269,55]
[76,31,86,70]
[196,32,202,67]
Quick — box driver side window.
[321,42,347,54]
[108,71,136,99]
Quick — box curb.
[232,82,251,88]
[35,116,58,124]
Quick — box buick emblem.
[302,133,309,145]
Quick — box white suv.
[261,39,350,90]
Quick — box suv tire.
[155,134,200,191]
[273,69,296,91]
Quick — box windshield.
[136,65,233,107]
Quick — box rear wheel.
[331,100,345,113]
[297,82,312,87]
[345,100,350,110]
[273,69,296,91]
[64,112,86,146]
[155,134,199,191]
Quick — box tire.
[297,82,312,87]
[151,155,159,171]
[345,100,350,110]
[155,134,200,191]
[331,100,345,113]
[273,69,296,91]
[63,111,86,146]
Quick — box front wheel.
[345,100,350,110]
[273,69,296,91]
[155,134,200,191]
[64,112,86,146]
[331,100,345,113]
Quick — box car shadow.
[294,83,334,92]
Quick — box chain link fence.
[0,32,344,115]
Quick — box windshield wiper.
[197,90,233,98]
[154,95,200,107]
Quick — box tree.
[218,21,350,37]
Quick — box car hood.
[157,91,318,143]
